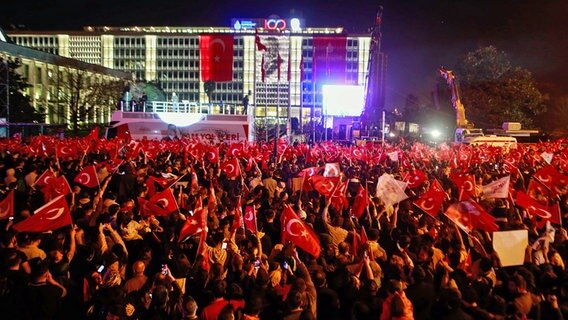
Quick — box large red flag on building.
[0,190,15,220]
[74,165,100,188]
[13,195,72,233]
[200,34,234,82]
[255,30,267,51]
[281,205,321,257]
[312,36,347,86]
[146,188,178,216]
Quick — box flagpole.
[265,76,268,143]
[287,34,292,138]
[253,37,257,137]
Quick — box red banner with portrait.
[312,36,347,86]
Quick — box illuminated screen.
[322,85,365,117]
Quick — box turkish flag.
[515,191,561,226]
[261,54,266,83]
[35,169,55,188]
[351,147,368,162]
[255,31,267,51]
[413,186,446,218]
[116,124,132,141]
[74,165,100,188]
[50,176,72,199]
[281,205,321,257]
[244,205,258,233]
[196,229,210,271]
[200,34,234,82]
[331,180,349,211]
[207,186,217,213]
[311,176,340,197]
[312,36,347,86]
[457,174,477,201]
[206,146,219,163]
[221,158,241,179]
[56,144,77,159]
[534,165,568,197]
[277,53,282,81]
[13,195,72,233]
[527,178,550,202]
[137,197,150,217]
[444,200,498,234]
[299,167,320,178]
[179,198,206,242]
[361,227,368,245]
[86,127,99,141]
[146,188,178,216]
[232,198,244,232]
[405,169,428,189]
[352,185,370,219]
[227,143,244,158]
[0,190,15,220]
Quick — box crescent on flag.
[286,219,303,237]
[226,164,235,175]
[157,198,169,209]
[419,198,435,211]
[211,38,226,52]
[245,210,254,221]
[529,206,551,219]
[79,173,90,185]
[463,180,473,192]
[46,207,65,220]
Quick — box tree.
[0,58,44,124]
[51,70,124,132]
[451,46,546,129]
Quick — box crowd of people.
[0,133,567,320]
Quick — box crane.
[439,67,469,129]
[361,6,386,137]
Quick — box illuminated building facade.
[8,17,372,131]
[0,28,132,128]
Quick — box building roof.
[0,40,132,80]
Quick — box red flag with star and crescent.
[244,205,258,234]
[74,165,100,188]
[146,188,178,216]
[311,176,340,197]
[179,197,207,242]
[413,181,446,218]
[352,185,370,219]
[0,190,15,220]
[200,34,234,82]
[232,197,244,232]
[281,205,321,257]
[35,169,55,188]
[13,195,72,233]
[220,158,241,179]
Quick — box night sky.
[2,0,567,108]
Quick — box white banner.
[493,230,528,267]
[376,173,408,207]
[482,176,510,199]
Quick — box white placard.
[492,230,528,267]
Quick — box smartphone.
[222,242,228,250]
[8,216,14,221]
[161,264,168,275]
[254,260,261,269]
[364,250,368,258]
[149,293,153,299]
[282,262,288,270]
[97,265,105,273]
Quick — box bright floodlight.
[322,85,365,117]
[157,112,205,127]
[431,129,441,138]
